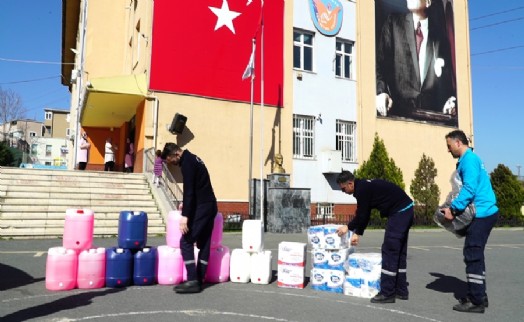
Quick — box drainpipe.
[73,0,88,169]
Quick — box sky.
[0,0,522,175]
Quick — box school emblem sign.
[308,0,343,36]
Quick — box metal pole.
[248,39,256,217]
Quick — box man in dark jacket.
[162,143,218,293]
[336,170,414,303]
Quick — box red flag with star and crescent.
[150,0,284,107]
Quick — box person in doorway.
[162,143,217,293]
[153,149,163,186]
[77,131,91,170]
[336,170,414,303]
[441,130,499,313]
[104,137,117,171]
[124,138,135,173]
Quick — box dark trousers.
[78,162,87,170]
[380,207,414,297]
[180,202,217,282]
[463,211,498,305]
[104,161,115,171]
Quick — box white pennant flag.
[242,51,254,80]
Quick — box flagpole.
[259,0,265,229]
[248,38,255,218]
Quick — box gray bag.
[433,171,476,238]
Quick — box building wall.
[292,0,358,205]
[356,0,473,202]
[43,109,70,139]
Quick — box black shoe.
[459,296,489,308]
[453,301,485,313]
[396,294,409,300]
[370,293,396,303]
[174,280,202,294]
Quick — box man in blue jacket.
[162,143,218,293]
[441,130,499,313]
[336,170,414,304]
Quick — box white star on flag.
[209,0,241,34]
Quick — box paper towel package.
[343,274,362,297]
[277,264,305,289]
[278,242,307,265]
[307,226,325,249]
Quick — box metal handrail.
[144,147,183,209]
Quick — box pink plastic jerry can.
[45,247,78,291]
[206,245,230,283]
[63,208,94,252]
[166,210,182,248]
[77,247,106,289]
[210,213,224,249]
[156,245,184,285]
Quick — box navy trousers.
[180,202,217,282]
[380,207,414,297]
[463,211,498,305]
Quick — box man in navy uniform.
[162,143,218,293]
[336,170,414,303]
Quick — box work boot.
[174,280,201,294]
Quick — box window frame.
[336,119,357,162]
[335,38,354,79]
[293,114,315,159]
[293,29,314,72]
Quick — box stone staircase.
[0,166,167,238]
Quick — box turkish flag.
[150,0,284,107]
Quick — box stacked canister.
[158,210,229,285]
[230,219,272,284]
[46,208,101,291]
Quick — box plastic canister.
[105,247,133,287]
[118,211,148,249]
[45,247,78,291]
[77,247,106,289]
[206,245,230,283]
[63,208,94,252]
[133,247,157,286]
[156,245,184,285]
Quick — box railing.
[144,147,183,210]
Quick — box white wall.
[292,0,358,204]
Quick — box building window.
[29,131,36,137]
[66,128,71,137]
[336,120,357,162]
[335,39,354,79]
[45,145,52,157]
[316,203,334,219]
[293,30,314,71]
[31,144,38,155]
[293,114,315,159]
[45,112,52,120]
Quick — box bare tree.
[0,86,27,142]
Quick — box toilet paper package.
[307,226,325,249]
[311,249,328,269]
[327,248,354,271]
[325,270,345,294]
[310,268,327,291]
[345,253,382,273]
[323,225,350,250]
